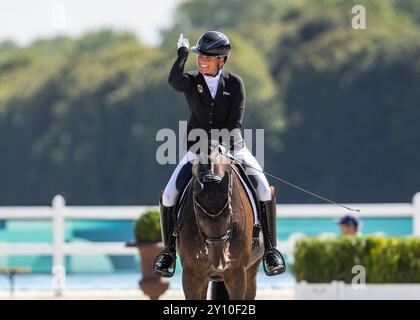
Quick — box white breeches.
[162,146,271,207]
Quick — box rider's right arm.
[168,47,192,92]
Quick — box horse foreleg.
[223,267,247,300]
[201,282,209,300]
[244,274,257,300]
[244,259,260,300]
[182,268,208,300]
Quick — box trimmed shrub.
[134,209,161,243]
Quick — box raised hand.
[177,33,190,50]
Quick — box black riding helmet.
[191,31,231,61]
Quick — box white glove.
[177,33,190,50]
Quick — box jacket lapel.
[197,73,214,103]
[215,71,229,101]
[197,71,228,102]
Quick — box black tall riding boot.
[260,200,286,276]
[153,203,177,277]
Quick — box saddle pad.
[231,166,259,225]
[176,178,193,221]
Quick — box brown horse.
[177,143,265,300]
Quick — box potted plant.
[126,209,169,300]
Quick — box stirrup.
[262,248,286,276]
[153,249,176,278]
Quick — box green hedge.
[293,236,420,283]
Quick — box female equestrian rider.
[154,31,285,277]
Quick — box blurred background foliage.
[0,0,419,205]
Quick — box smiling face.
[197,54,225,76]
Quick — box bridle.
[193,197,230,217]
[193,170,233,247]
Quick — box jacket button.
[211,103,214,106]
[209,120,213,124]
[209,112,213,116]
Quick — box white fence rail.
[1,193,419,293]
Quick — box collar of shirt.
[203,69,222,99]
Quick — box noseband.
[193,171,233,247]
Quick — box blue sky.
[0,0,182,46]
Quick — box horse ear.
[219,172,230,191]
[193,179,204,194]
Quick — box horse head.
[192,142,233,272]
